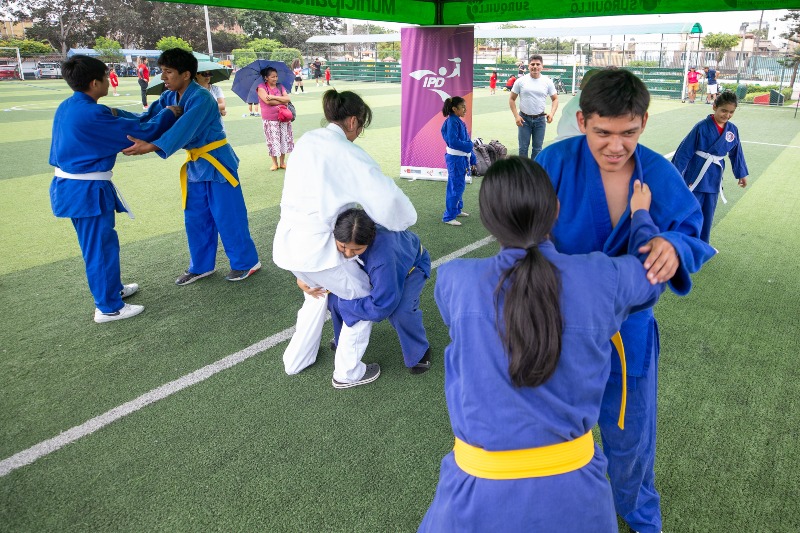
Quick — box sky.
[347,9,793,39]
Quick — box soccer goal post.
[0,47,24,80]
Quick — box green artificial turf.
[1,78,799,531]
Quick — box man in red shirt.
[137,56,150,109]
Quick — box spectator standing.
[686,66,701,104]
[704,66,718,104]
[509,55,559,160]
[108,67,119,96]
[292,59,304,93]
[313,58,323,86]
[137,56,150,110]
[257,66,294,171]
[194,70,226,121]
[489,70,497,95]
[325,66,331,85]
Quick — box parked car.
[38,62,62,78]
[0,65,20,80]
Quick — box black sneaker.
[225,261,261,282]
[175,269,215,286]
[410,348,432,374]
[332,363,380,389]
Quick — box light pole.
[735,22,747,84]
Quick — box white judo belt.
[689,150,727,204]
[445,146,472,176]
[54,168,135,219]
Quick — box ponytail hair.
[479,157,562,388]
[322,89,372,130]
[442,96,466,117]
[333,208,376,246]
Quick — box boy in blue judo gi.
[316,209,432,373]
[536,69,717,533]
[672,91,749,244]
[123,48,260,285]
[50,55,180,323]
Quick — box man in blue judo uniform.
[123,48,260,285]
[50,55,180,323]
[314,209,432,374]
[536,69,717,533]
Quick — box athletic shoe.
[250,112,259,117]
[330,340,337,352]
[120,283,139,298]
[444,219,462,226]
[94,303,144,323]
[457,211,470,217]
[332,363,381,389]
[175,269,215,286]
[410,348,432,375]
[225,261,262,282]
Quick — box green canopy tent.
[151,0,798,25]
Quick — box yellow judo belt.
[453,431,594,479]
[180,139,239,210]
[611,331,627,430]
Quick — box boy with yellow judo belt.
[50,55,180,323]
[536,69,717,533]
[123,48,260,285]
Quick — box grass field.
[1,76,799,532]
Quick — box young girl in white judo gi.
[672,91,749,243]
[273,90,417,389]
[420,157,665,532]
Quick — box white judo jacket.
[273,123,417,273]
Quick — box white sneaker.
[457,211,470,217]
[120,283,139,298]
[444,219,462,226]
[94,303,144,323]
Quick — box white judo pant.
[285,259,373,383]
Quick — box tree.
[12,0,97,57]
[247,38,283,54]
[0,38,53,55]
[211,31,248,54]
[270,47,301,66]
[351,23,393,34]
[780,10,800,45]
[236,10,291,40]
[231,48,256,68]
[156,36,192,52]
[702,33,741,67]
[94,36,122,63]
[778,45,800,89]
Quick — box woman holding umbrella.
[257,66,294,171]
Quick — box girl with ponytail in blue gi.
[420,157,665,532]
[672,91,749,244]
[441,96,476,227]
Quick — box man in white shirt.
[509,55,559,160]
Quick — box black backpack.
[472,138,508,176]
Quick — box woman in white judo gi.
[273,89,417,388]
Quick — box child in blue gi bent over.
[123,48,261,285]
[50,55,180,323]
[323,208,432,375]
[441,96,476,227]
[420,157,665,532]
[672,91,749,244]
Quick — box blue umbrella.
[231,60,293,104]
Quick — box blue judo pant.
[329,268,429,367]
[442,154,468,222]
[598,335,661,533]
[72,208,124,314]
[693,191,719,244]
[184,180,259,274]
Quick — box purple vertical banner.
[400,26,474,181]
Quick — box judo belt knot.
[180,139,239,210]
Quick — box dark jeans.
[517,114,547,160]
[138,79,148,107]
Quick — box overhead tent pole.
[204,6,213,56]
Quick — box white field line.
[742,141,800,149]
[0,236,497,478]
